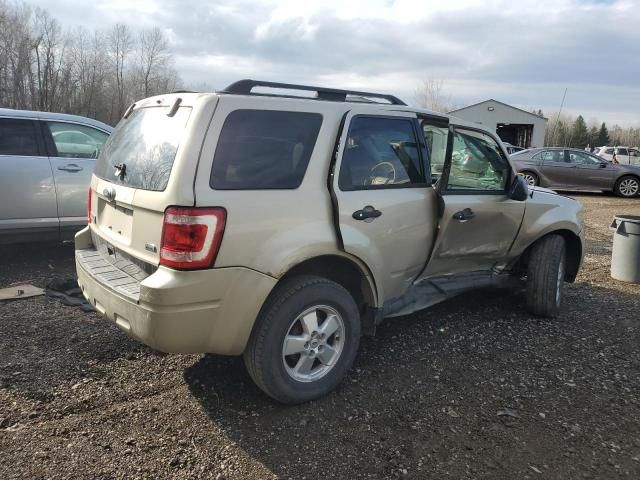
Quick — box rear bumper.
[75,227,277,355]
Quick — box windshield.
[94,106,191,191]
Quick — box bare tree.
[108,23,132,120]
[414,78,455,113]
[136,27,170,98]
[32,7,68,111]
[0,3,182,125]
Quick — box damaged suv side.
[75,80,584,403]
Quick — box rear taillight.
[159,207,226,270]
[87,187,92,224]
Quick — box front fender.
[509,192,584,276]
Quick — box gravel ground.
[1,193,639,479]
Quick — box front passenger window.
[47,122,109,159]
[445,128,509,191]
[567,151,600,165]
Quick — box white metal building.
[449,99,547,148]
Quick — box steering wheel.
[365,162,396,186]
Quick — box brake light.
[87,187,92,224]
[159,207,226,270]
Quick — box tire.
[520,171,538,187]
[614,175,640,198]
[244,275,361,404]
[526,234,566,318]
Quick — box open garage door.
[497,123,533,148]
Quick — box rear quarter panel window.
[210,110,322,190]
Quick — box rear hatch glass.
[94,106,191,191]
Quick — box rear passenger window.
[534,150,564,163]
[211,110,322,189]
[339,116,426,190]
[0,118,39,156]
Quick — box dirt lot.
[1,193,639,479]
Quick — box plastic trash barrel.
[610,215,640,283]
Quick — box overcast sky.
[30,0,639,126]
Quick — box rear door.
[332,109,439,300]
[538,149,575,187]
[419,125,526,277]
[0,117,58,238]
[44,121,110,234]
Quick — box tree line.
[0,1,181,126]
[542,112,639,149]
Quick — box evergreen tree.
[571,115,589,148]
[597,122,610,146]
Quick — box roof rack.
[219,79,407,106]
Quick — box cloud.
[27,0,640,126]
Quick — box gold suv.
[75,80,584,403]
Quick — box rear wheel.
[521,171,538,187]
[614,175,640,197]
[244,275,360,404]
[526,235,566,318]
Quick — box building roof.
[449,99,548,121]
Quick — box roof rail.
[219,79,407,106]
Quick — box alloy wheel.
[282,305,345,383]
[619,178,639,197]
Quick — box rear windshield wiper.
[114,163,127,180]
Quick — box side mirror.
[600,162,607,168]
[509,174,529,201]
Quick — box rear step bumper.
[75,227,277,355]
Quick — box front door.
[420,125,526,277]
[332,109,440,301]
[43,121,109,232]
[566,150,614,189]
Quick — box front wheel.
[526,235,566,318]
[244,275,361,404]
[614,175,640,197]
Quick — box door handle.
[353,205,382,221]
[57,164,83,172]
[453,208,475,222]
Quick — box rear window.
[210,110,322,190]
[0,118,39,156]
[94,106,191,191]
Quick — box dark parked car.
[510,147,640,197]
[503,142,526,154]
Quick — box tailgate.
[87,93,218,267]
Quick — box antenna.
[550,88,568,146]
